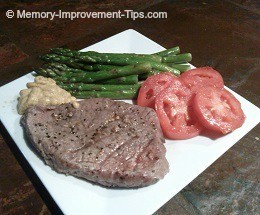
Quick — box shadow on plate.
[199,129,224,140]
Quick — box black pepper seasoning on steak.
[21,98,169,188]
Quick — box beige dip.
[18,76,79,115]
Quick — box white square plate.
[0,29,259,215]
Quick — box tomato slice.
[193,87,245,134]
[155,79,203,140]
[180,67,224,92]
[137,72,177,108]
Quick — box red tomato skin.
[193,87,245,134]
[155,80,203,140]
[180,67,224,93]
[137,72,177,108]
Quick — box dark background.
[0,0,259,214]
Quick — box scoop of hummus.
[18,76,79,115]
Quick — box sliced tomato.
[155,79,203,140]
[193,87,245,134]
[137,72,177,108]
[180,67,224,92]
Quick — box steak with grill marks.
[21,98,169,187]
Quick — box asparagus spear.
[43,63,93,79]
[41,54,156,70]
[50,48,77,57]
[162,53,192,63]
[71,90,138,99]
[155,46,180,56]
[51,48,161,63]
[41,54,95,70]
[82,64,120,71]
[52,47,182,58]
[46,48,192,64]
[60,83,141,91]
[101,75,138,85]
[138,64,189,80]
[56,63,151,83]
[77,54,161,65]
[149,62,180,76]
[41,54,79,64]
[41,54,124,71]
[34,68,57,77]
[35,66,139,85]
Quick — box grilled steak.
[21,98,169,188]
